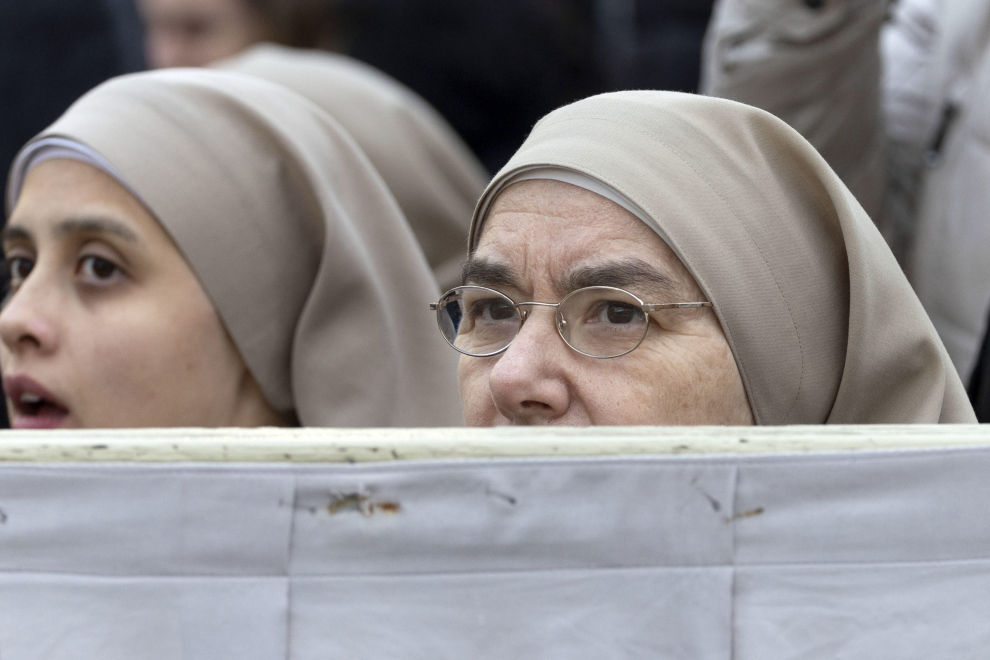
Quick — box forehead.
[14,159,129,210]
[474,179,695,294]
[8,159,158,240]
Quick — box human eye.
[5,255,35,291]
[588,299,646,326]
[470,297,517,323]
[8,256,35,284]
[559,291,650,357]
[76,254,125,286]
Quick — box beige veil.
[216,43,489,291]
[7,69,462,427]
[471,91,975,424]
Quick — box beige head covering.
[7,69,462,427]
[216,43,490,291]
[471,91,975,424]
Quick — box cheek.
[73,286,245,426]
[95,302,229,376]
[573,325,751,425]
[457,354,497,426]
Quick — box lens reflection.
[437,287,521,356]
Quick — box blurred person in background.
[139,0,337,68]
[216,43,489,291]
[140,1,493,291]
[140,0,718,173]
[702,0,990,389]
[3,70,461,429]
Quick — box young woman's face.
[1,159,282,429]
[457,180,754,427]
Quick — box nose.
[487,307,571,423]
[0,275,60,359]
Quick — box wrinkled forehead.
[470,179,701,300]
[485,178,620,220]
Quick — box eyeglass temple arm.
[430,300,561,310]
[641,302,713,312]
[431,301,712,311]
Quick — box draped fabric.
[217,44,488,291]
[3,428,990,658]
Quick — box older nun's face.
[458,180,754,426]
[0,159,282,429]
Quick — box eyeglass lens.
[436,286,650,358]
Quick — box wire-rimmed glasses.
[430,285,713,359]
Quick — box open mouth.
[4,376,69,430]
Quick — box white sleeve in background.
[702,0,889,222]
[882,0,945,145]
[880,0,944,259]
[907,0,990,380]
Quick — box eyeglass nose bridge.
[513,300,560,322]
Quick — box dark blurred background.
[0,0,146,187]
[2,0,715,179]
[338,0,715,171]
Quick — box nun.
[215,43,489,291]
[432,92,976,425]
[2,68,461,429]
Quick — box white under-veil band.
[5,137,142,216]
[472,166,672,250]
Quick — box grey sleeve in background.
[881,0,944,261]
[701,0,889,225]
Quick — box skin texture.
[459,179,755,426]
[139,0,268,68]
[0,159,284,428]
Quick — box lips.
[3,375,69,430]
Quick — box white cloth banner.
[2,437,990,658]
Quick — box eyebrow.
[0,226,31,243]
[54,217,139,242]
[559,260,678,297]
[1,216,139,244]
[462,256,679,298]
[462,258,520,288]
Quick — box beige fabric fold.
[8,69,462,427]
[216,43,489,291]
[470,91,975,424]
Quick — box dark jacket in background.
[1,0,145,184]
[336,0,714,173]
[970,321,990,422]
